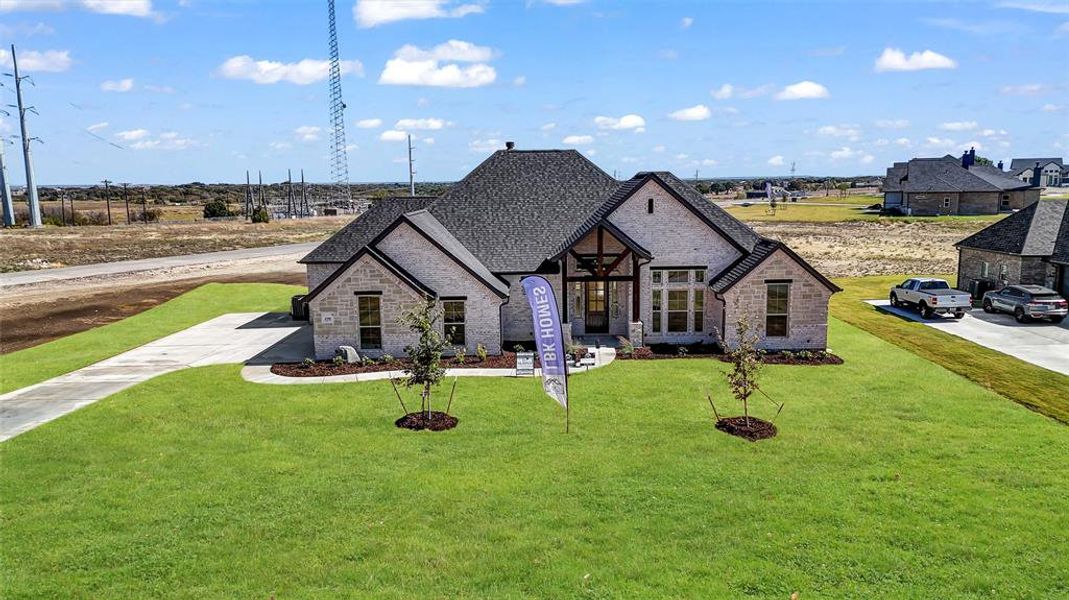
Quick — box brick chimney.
[1031,162,1042,187]
[997,160,1004,171]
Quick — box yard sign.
[521,276,569,429]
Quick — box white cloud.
[585,148,596,156]
[996,1,1069,14]
[680,16,693,29]
[1042,103,1064,112]
[269,141,292,151]
[668,104,711,121]
[1,0,157,18]
[216,55,363,85]
[562,135,593,145]
[817,124,861,141]
[675,153,688,160]
[860,154,875,164]
[710,83,733,100]
[380,129,408,142]
[652,145,666,153]
[874,48,957,72]
[294,125,321,142]
[540,122,557,131]
[0,48,71,72]
[469,138,502,152]
[422,137,435,145]
[355,118,382,128]
[513,75,526,87]
[767,155,785,166]
[593,114,646,131]
[998,83,1051,96]
[131,131,197,151]
[354,0,484,28]
[775,81,830,100]
[829,147,859,160]
[939,121,978,131]
[86,121,108,132]
[875,119,910,129]
[115,128,150,141]
[378,40,497,88]
[100,77,133,92]
[701,159,718,167]
[395,117,448,130]
[895,137,912,147]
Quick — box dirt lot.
[0,217,350,271]
[754,219,983,277]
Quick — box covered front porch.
[555,221,650,345]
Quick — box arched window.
[647,198,654,214]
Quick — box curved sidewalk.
[241,347,616,385]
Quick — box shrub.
[381,354,395,364]
[781,350,796,361]
[302,357,315,368]
[513,344,526,353]
[632,346,654,359]
[566,342,588,358]
[677,346,689,358]
[202,199,233,219]
[131,207,163,223]
[797,350,814,361]
[362,356,377,367]
[616,336,634,356]
[475,343,488,362]
[332,355,345,366]
[251,207,270,223]
[454,346,467,364]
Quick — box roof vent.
[505,141,515,151]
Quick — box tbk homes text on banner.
[521,276,568,409]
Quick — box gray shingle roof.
[956,199,1069,256]
[891,156,1031,193]
[299,196,436,263]
[1009,158,1064,172]
[426,149,619,272]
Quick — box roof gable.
[710,239,841,294]
[304,246,435,304]
[299,196,435,263]
[1010,158,1064,171]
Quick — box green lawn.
[831,274,1069,423]
[0,282,304,395]
[3,312,1068,596]
[725,203,1006,224]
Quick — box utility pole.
[287,168,294,218]
[245,170,252,219]
[300,169,307,217]
[9,45,42,228]
[122,183,130,224]
[101,179,113,225]
[257,170,265,210]
[407,134,415,196]
[1,136,14,227]
[141,188,147,224]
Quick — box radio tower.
[326,0,351,208]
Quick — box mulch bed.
[395,411,458,432]
[716,352,844,366]
[271,352,534,378]
[715,416,777,441]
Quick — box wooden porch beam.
[603,248,632,277]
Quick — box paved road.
[867,300,1069,376]
[0,242,319,288]
[0,312,306,442]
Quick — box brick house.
[883,149,1039,216]
[955,199,1069,299]
[1009,158,1065,188]
[299,147,840,359]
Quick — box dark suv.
[981,285,1068,323]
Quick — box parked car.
[889,278,972,319]
[981,285,1068,323]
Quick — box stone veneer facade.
[956,247,1057,291]
[718,248,833,351]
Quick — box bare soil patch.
[752,220,991,278]
[395,411,458,432]
[715,416,778,441]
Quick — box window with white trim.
[943,197,951,209]
[443,300,465,345]
[357,295,382,350]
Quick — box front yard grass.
[0,282,303,394]
[2,316,1068,597]
[831,274,1069,423]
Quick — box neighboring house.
[955,199,1069,299]
[882,149,1039,216]
[1009,158,1065,188]
[298,146,841,359]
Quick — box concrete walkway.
[867,300,1069,376]
[0,313,306,442]
[241,347,616,385]
[0,243,319,288]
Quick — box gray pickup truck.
[889,278,972,319]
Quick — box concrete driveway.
[867,300,1069,375]
[0,313,308,442]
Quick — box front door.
[584,281,608,333]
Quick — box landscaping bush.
[202,199,234,219]
[475,343,488,362]
[251,207,270,223]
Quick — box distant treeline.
[13,181,454,205]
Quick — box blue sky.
[1,0,1067,184]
